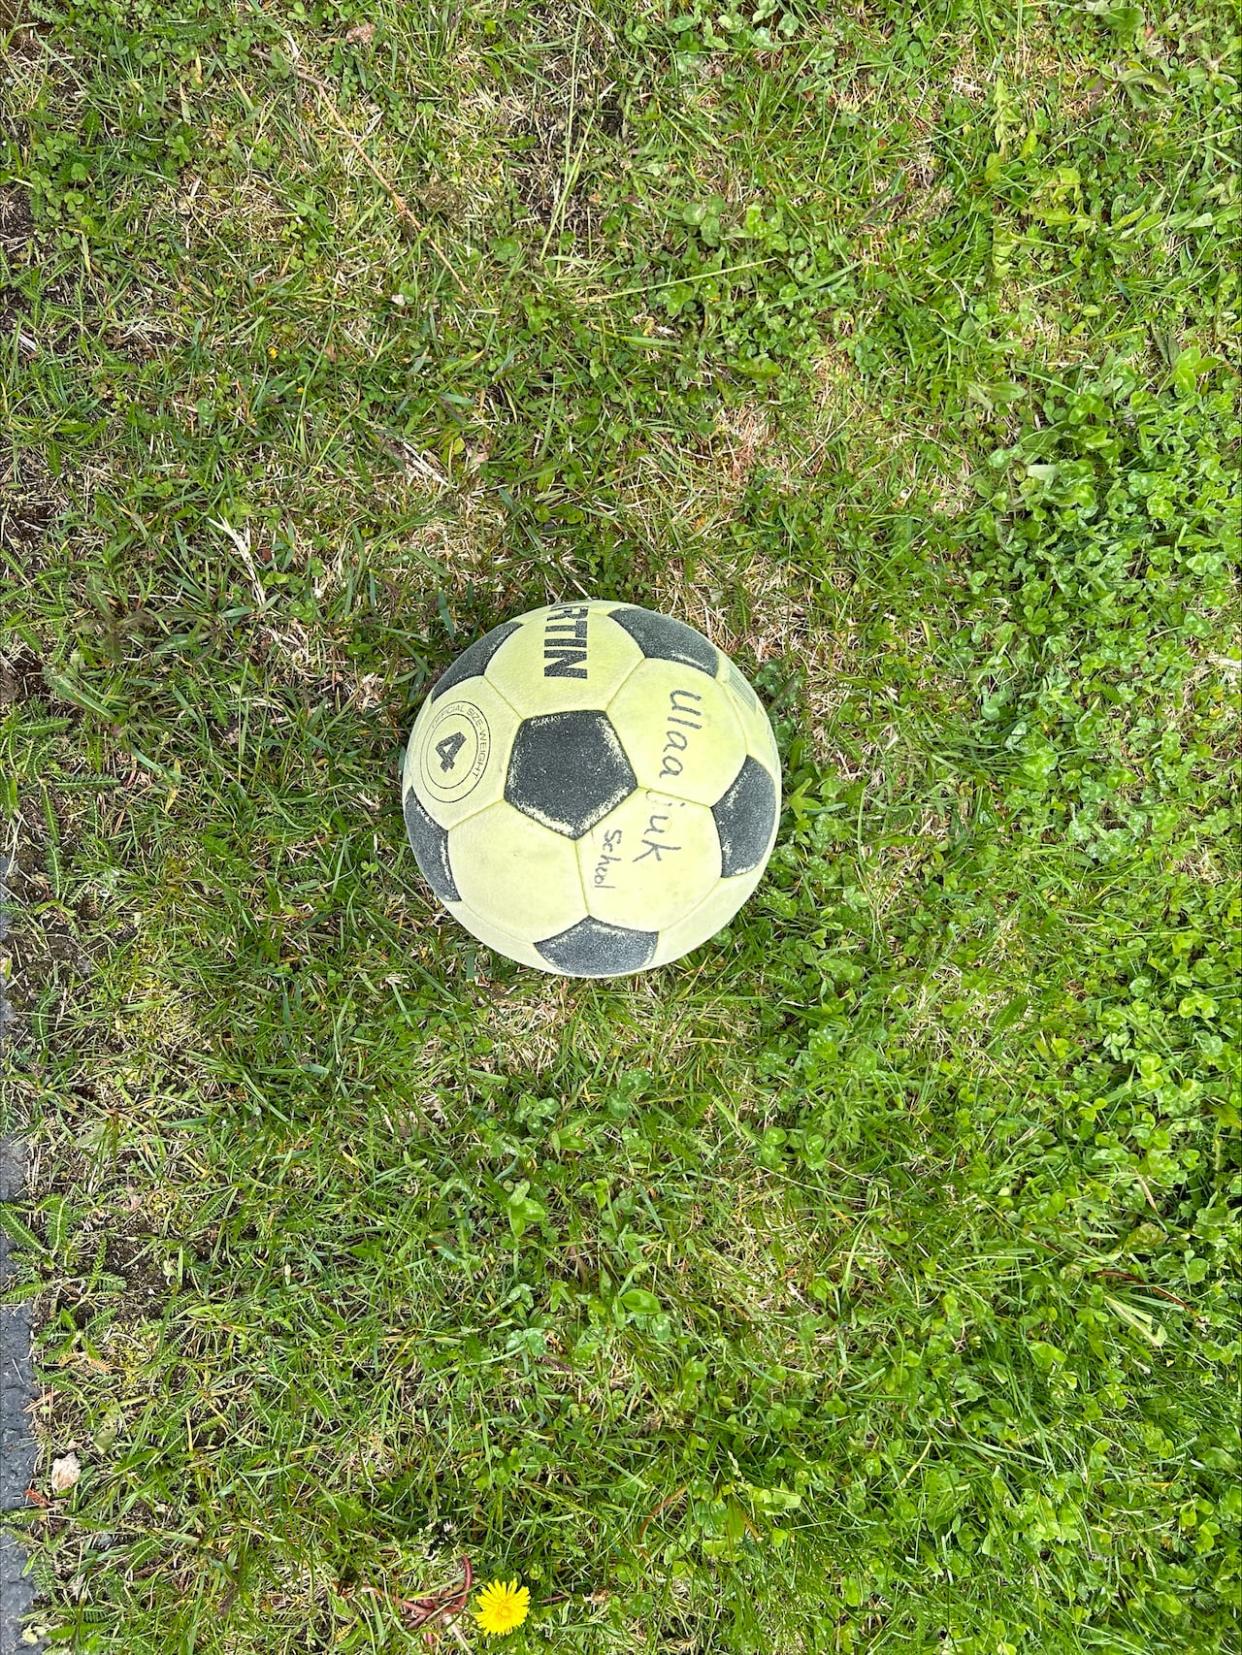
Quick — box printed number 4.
[436,732,467,772]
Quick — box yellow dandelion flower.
[473,1577,530,1637]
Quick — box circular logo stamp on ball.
[418,700,492,805]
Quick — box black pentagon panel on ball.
[505,710,637,839]
[537,916,658,976]
[712,756,777,877]
[430,620,521,703]
[403,788,460,903]
[608,606,719,679]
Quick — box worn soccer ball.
[401,600,780,977]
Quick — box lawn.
[2,0,1240,1649]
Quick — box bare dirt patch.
[0,183,33,251]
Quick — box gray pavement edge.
[1,851,43,1653]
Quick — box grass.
[2,0,1240,1649]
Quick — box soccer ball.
[401,600,780,977]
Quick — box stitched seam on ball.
[600,649,648,715]
[479,669,524,721]
[572,828,592,925]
